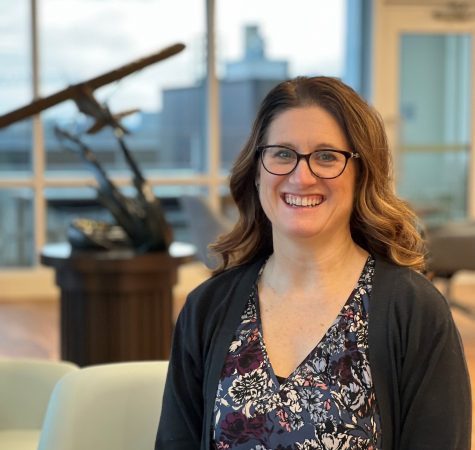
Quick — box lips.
[283,194,324,207]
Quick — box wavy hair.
[211,76,426,273]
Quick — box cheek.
[257,174,280,214]
[342,166,357,201]
[342,180,358,217]
[259,173,281,198]
[329,173,357,215]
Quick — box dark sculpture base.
[41,243,194,366]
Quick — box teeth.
[284,194,323,207]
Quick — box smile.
[283,194,324,207]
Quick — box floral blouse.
[212,257,382,450]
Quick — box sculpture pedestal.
[41,242,195,366]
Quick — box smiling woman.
[156,76,471,450]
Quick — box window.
[0,0,356,280]
[0,189,34,267]
[40,0,205,174]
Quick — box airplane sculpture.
[0,42,186,253]
[55,126,173,252]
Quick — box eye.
[269,147,295,161]
[313,150,339,163]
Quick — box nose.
[288,157,317,185]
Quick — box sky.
[0,0,346,115]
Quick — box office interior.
[0,0,475,448]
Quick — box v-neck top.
[211,256,382,449]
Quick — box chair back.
[0,358,78,429]
[37,361,168,450]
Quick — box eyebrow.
[268,142,345,150]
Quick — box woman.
[156,77,471,449]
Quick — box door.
[372,0,475,226]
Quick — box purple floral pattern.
[212,257,381,450]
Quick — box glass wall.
[0,0,353,270]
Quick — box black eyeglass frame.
[256,145,361,179]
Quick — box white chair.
[0,358,78,450]
[37,360,168,450]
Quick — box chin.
[278,225,326,241]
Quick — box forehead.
[266,106,348,148]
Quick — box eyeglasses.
[256,145,360,179]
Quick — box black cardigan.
[156,257,471,450]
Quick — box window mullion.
[31,0,46,262]
[206,0,221,212]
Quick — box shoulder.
[188,259,262,304]
[374,257,448,306]
[372,257,452,328]
[177,258,264,330]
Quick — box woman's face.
[257,105,357,245]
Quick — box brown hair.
[211,76,426,273]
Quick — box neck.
[264,232,369,296]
